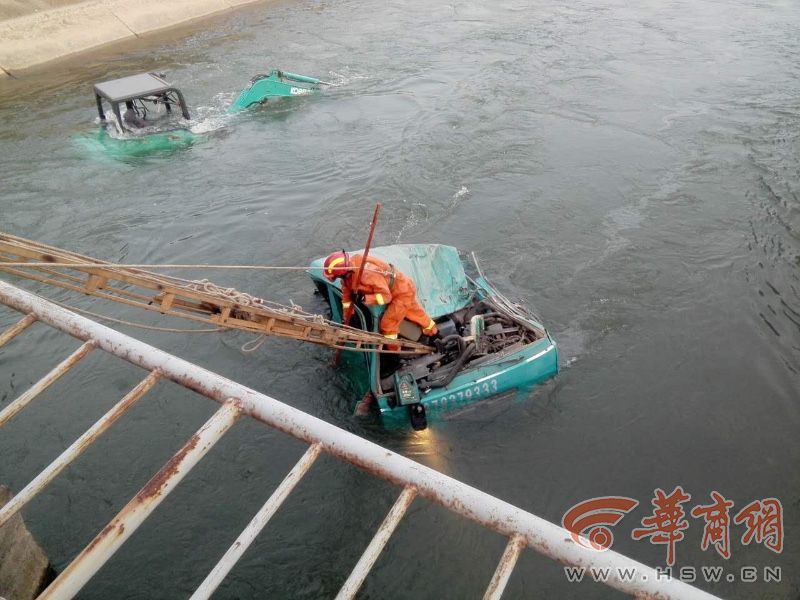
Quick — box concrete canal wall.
[0,487,52,600]
[0,0,268,77]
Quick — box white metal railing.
[0,279,721,600]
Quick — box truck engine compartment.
[379,298,545,403]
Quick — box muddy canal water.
[1,0,799,597]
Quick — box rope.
[180,278,329,329]
[48,299,223,334]
[1,251,416,347]
[33,295,426,355]
[241,334,267,353]
[0,262,394,276]
[0,262,330,270]
[2,262,387,338]
[189,278,261,306]
[184,280,317,320]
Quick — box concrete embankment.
[0,0,266,77]
[0,486,53,600]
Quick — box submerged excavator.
[86,69,328,157]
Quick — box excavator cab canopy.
[93,72,190,133]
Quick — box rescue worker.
[322,251,438,346]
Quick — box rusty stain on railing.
[483,534,526,600]
[39,401,241,600]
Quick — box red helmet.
[322,251,350,281]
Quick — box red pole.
[345,202,381,323]
[335,203,381,365]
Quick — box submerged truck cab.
[309,244,558,430]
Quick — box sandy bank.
[0,0,265,77]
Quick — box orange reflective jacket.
[340,255,437,336]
